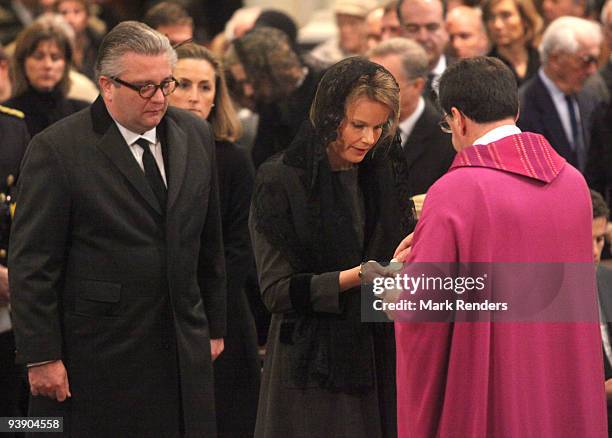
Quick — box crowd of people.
[0,0,612,436]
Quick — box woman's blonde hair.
[175,42,242,142]
[482,0,543,47]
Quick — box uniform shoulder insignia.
[0,105,25,119]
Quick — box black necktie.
[135,138,167,210]
[426,72,436,100]
[565,94,581,151]
[565,94,586,170]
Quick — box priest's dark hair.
[438,56,519,124]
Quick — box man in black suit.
[9,21,226,436]
[369,37,455,197]
[397,0,451,101]
[517,16,602,173]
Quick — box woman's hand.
[393,233,414,262]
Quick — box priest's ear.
[449,107,467,135]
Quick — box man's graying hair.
[539,16,601,64]
[367,37,428,81]
[95,21,177,81]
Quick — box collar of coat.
[90,95,168,139]
[450,132,566,183]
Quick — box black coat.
[4,88,89,138]
[518,74,597,172]
[213,141,260,437]
[401,100,455,197]
[9,97,226,437]
[488,46,540,86]
[250,124,414,437]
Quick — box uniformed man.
[0,104,29,419]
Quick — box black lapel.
[532,76,574,159]
[91,96,163,215]
[162,110,188,210]
[403,102,436,171]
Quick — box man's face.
[156,24,193,46]
[548,38,600,94]
[370,54,423,120]
[366,8,384,49]
[100,52,173,134]
[593,216,607,264]
[336,13,368,54]
[542,0,585,24]
[57,0,89,35]
[399,0,448,68]
[381,9,401,40]
[446,9,489,59]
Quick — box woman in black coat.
[249,57,415,438]
[4,16,88,137]
[169,42,260,438]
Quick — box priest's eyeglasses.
[111,76,178,98]
[438,113,452,134]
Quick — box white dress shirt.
[399,97,425,145]
[430,55,447,96]
[114,121,168,187]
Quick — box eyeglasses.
[438,113,452,134]
[576,54,599,68]
[111,76,178,98]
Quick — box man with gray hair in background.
[368,37,455,197]
[517,16,602,173]
[9,21,226,436]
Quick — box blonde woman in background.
[169,42,260,438]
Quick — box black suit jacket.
[518,74,594,171]
[402,100,455,197]
[9,96,226,436]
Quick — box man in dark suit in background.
[369,37,455,197]
[397,0,451,101]
[9,21,226,436]
[518,16,602,173]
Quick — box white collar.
[431,55,447,79]
[538,68,565,100]
[399,97,425,144]
[473,124,522,146]
[113,119,157,146]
